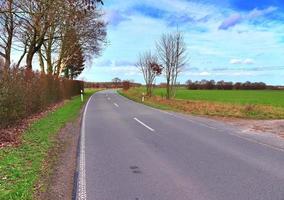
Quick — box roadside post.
[81,90,84,102]
[142,92,145,102]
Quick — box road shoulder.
[35,113,82,200]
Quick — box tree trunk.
[38,48,45,74]
[3,0,14,69]
[26,50,34,70]
[46,48,53,75]
[166,78,170,99]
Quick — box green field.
[121,88,284,119]
[136,87,284,108]
[0,89,97,200]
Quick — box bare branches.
[0,0,107,78]
[156,31,188,99]
[136,51,163,96]
[0,0,16,68]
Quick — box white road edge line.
[78,95,93,200]
[114,103,119,107]
[134,117,155,132]
[227,131,284,153]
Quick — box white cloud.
[199,71,211,76]
[230,58,254,65]
[243,58,254,65]
[247,6,278,19]
[230,59,242,64]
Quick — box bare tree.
[14,0,59,70]
[156,31,188,99]
[136,51,163,97]
[0,0,106,73]
[0,0,16,69]
[112,77,121,87]
[54,1,107,76]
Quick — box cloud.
[132,4,168,19]
[95,59,113,67]
[219,6,278,30]
[200,71,211,76]
[167,14,196,27]
[105,10,130,26]
[108,66,139,76]
[230,58,254,65]
[115,60,136,66]
[128,2,215,27]
[219,14,242,30]
[247,6,278,19]
[230,59,243,64]
[243,58,254,64]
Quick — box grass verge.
[0,89,98,200]
[120,88,284,119]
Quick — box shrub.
[0,67,83,128]
[122,81,130,91]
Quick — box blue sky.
[79,0,284,85]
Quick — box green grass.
[121,88,284,119]
[134,87,284,108]
[0,89,98,200]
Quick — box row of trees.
[85,79,141,89]
[0,0,106,79]
[186,80,268,90]
[137,31,188,99]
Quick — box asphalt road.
[76,90,284,200]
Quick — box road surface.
[76,90,284,200]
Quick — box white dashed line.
[114,103,119,107]
[134,117,155,132]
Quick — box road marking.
[114,103,119,107]
[107,97,111,100]
[134,117,155,132]
[117,92,284,153]
[77,95,93,200]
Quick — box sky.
[79,0,284,85]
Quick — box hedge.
[0,68,83,128]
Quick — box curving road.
[76,90,284,200]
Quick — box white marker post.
[81,90,84,102]
[142,92,145,102]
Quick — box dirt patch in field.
[0,102,64,148]
[220,118,284,138]
[35,112,82,200]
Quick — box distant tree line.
[185,80,280,90]
[85,79,141,89]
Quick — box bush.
[0,67,83,128]
[122,81,130,90]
